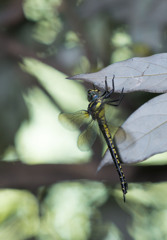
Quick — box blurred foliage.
[15,58,91,164]
[0,190,39,240]
[0,60,28,157]
[0,0,167,239]
[38,181,108,240]
[117,182,167,240]
[23,0,62,44]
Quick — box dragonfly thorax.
[88,98,104,120]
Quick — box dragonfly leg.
[106,87,124,106]
[105,76,109,92]
[104,75,115,92]
[111,75,115,93]
[104,75,125,102]
[119,87,124,104]
[101,76,110,97]
[103,75,115,98]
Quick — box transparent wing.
[59,110,91,130]
[114,126,127,145]
[104,104,124,129]
[103,103,125,138]
[108,124,119,138]
[77,120,98,151]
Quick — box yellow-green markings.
[59,77,128,201]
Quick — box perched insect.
[59,76,128,201]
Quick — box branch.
[0,161,166,191]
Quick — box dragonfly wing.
[104,104,124,128]
[114,126,127,144]
[59,110,91,130]
[108,124,119,138]
[77,121,98,151]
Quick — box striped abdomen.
[97,115,128,201]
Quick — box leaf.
[99,92,167,167]
[69,53,167,93]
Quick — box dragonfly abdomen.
[98,117,128,201]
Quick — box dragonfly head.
[87,89,100,102]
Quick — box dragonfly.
[59,76,128,201]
